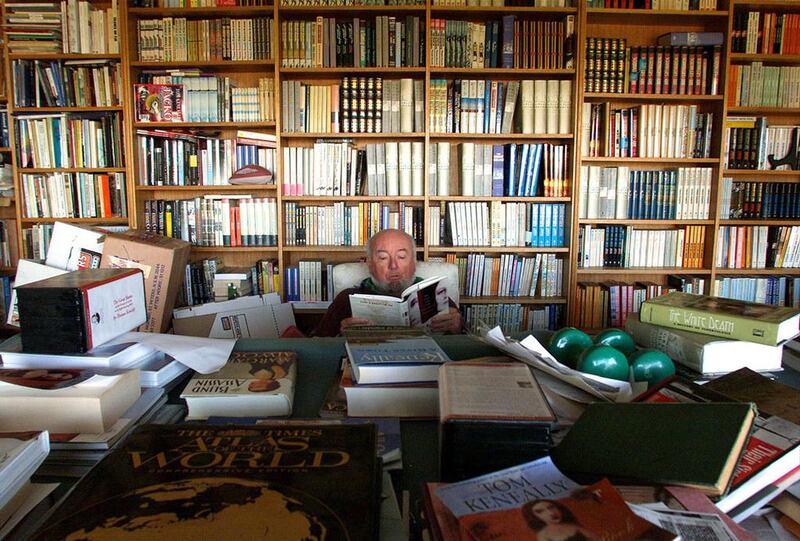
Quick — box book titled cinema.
[640,292,800,346]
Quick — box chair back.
[331,261,460,306]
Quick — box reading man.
[312,229,463,337]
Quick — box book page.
[349,296,409,326]
[440,363,554,421]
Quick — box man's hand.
[340,317,371,333]
[430,307,462,334]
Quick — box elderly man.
[312,229,463,337]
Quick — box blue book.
[652,172,661,219]
[627,172,636,219]
[657,32,724,46]
[638,172,648,219]
[516,144,531,197]
[483,82,491,133]
[530,203,539,247]
[501,16,515,69]
[528,144,543,197]
[544,204,553,247]
[495,82,504,132]
[505,143,517,196]
[344,335,451,384]
[557,204,565,247]
[491,144,505,196]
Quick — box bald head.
[366,229,416,295]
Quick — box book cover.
[551,401,757,497]
[134,83,185,122]
[345,335,450,384]
[180,351,297,420]
[29,423,380,540]
[348,274,449,327]
[0,430,49,509]
[639,291,800,346]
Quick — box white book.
[349,276,450,329]
[579,165,589,219]
[558,80,572,135]
[400,78,414,133]
[437,142,451,196]
[533,80,547,134]
[546,80,559,134]
[398,142,412,196]
[411,142,424,196]
[520,80,534,134]
[615,166,629,219]
[0,431,49,512]
[586,166,601,219]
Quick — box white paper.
[45,221,105,271]
[480,326,643,403]
[628,504,739,541]
[172,293,281,319]
[106,332,235,374]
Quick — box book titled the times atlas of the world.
[28,423,381,540]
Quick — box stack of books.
[329,329,451,418]
[0,431,53,538]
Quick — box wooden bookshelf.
[0,0,797,334]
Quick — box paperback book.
[349,275,449,327]
[28,423,381,540]
[181,351,297,420]
[344,334,451,384]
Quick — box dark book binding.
[30,423,381,540]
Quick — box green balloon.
[548,327,593,368]
[593,328,637,356]
[629,349,676,386]
[577,345,630,382]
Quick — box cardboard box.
[172,294,295,339]
[100,231,191,333]
[17,268,147,354]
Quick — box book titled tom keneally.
[30,423,380,540]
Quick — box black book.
[28,423,380,541]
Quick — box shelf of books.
[0,21,19,278]
[573,0,729,331]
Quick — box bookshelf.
[0,0,797,333]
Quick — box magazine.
[348,275,449,327]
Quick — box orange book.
[491,257,501,296]
[100,174,112,217]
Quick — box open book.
[349,275,449,327]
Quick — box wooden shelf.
[578,219,715,225]
[587,7,729,17]
[726,107,800,114]
[19,216,129,224]
[12,106,123,113]
[18,167,127,173]
[281,4,425,12]
[460,296,567,305]
[723,169,800,178]
[720,219,800,226]
[734,0,800,8]
[429,133,573,140]
[429,68,575,76]
[192,246,279,252]
[282,245,423,252]
[429,6,576,13]
[584,93,724,102]
[715,268,800,275]
[8,53,121,61]
[428,246,569,254]
[730,53,800,64]
[0,148,11,153]
[577,268,711,275]
[581,157,719,164]
[128,6,275,16]
[429,196,571,202]
[135,121,276,129]
[130,60,274,70]
[137,185,278,192]
[283,195,424,201]
[281,67,425,74]
[280,132,423,138]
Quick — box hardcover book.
[551,401,757,497]
[0,431,49,509]
[624,311,783,376]
[348,274,449,327]
[345,334,450,384]
[133,83,185,122]
[28,423,381,540]
[639,292,800,346]
[180,351,297,420]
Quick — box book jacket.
[30,423,380,540]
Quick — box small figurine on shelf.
[227,283,240,300]
[768,127,800,170]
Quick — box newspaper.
[479,325,644,403]
[629,504,740,541]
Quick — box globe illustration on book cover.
[41,477,348,540]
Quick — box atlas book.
[639,370,800,519]
[348,274,449,327]
[438,360,556,481]
[639,292,800,346]
[180,351,297,420]
[551,401,757,498]
[28,423,381,540]
[344,334,451,384]
[624,311,784,376]
[0,368,141,434]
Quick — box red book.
[646,46,656,94]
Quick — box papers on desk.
[105,332,235,374]
[480,326,645,403]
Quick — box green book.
[551,401,757,497]
[639,292,800,346]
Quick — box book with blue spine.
[345,334,451,384]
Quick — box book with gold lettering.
[29,423,380,540]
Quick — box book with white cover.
[339,363,438,418]
[0,340,158,370]
[0,431,49,510]
[625,312,783,376]
[345,335,450,385]
[0,369,140,434]
[44,221,105,271]
[6,259,68,327]
[349,275,449,327]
